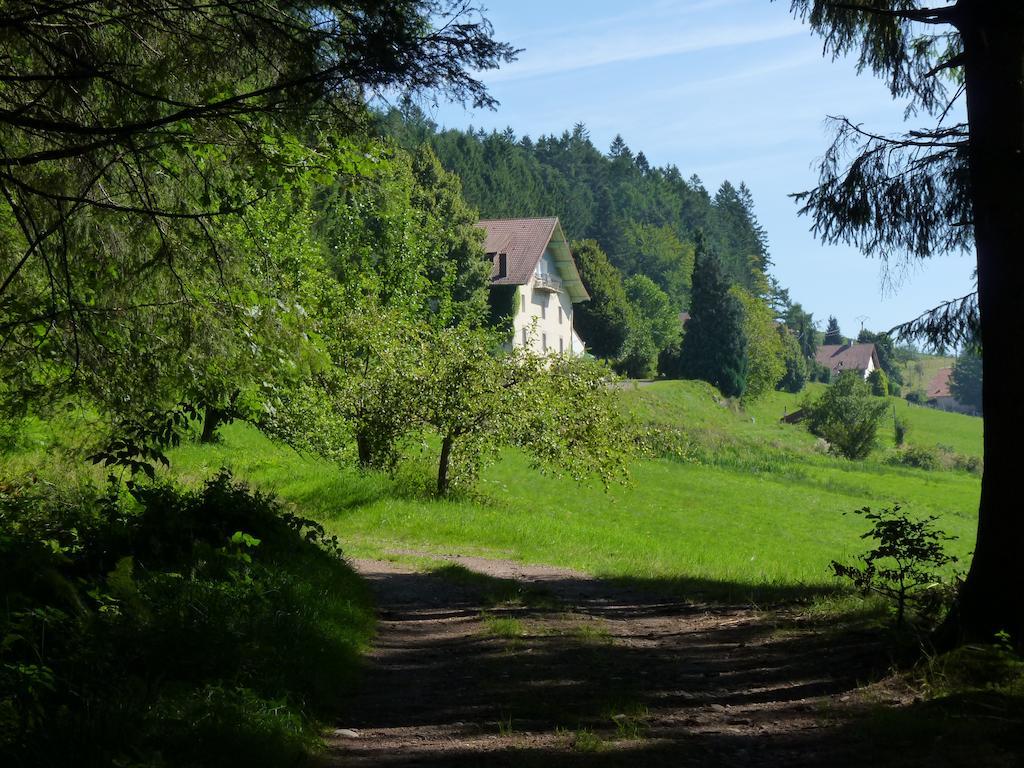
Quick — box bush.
[887,445,983,475]
[893,413,909,446]
[905,390,927,405]
[805,372,889,459]
[888,445,941,470]
[0,471,372,768]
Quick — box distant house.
[814,343,880,381]
[479,217,589,356]
[926,367,975,414]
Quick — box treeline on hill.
[377,107,819,392]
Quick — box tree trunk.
[943,1,1024,645]
[200,405,224,444]
[356,432,373,469]
[437,435,454,496]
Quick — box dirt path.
[319,554,896,767]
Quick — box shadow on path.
[317,556,953,767]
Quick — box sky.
[425,0,975,342]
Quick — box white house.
[814,343,880,381]
[479,217,589,356]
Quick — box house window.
[521,294,525,312]
[559,337,564,354]
[541,302,546,320]
[521,327,527,346]
[542,333,547,351]
[558,306,563,324]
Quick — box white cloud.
[485,20,805,82]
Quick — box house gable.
[479,217,589,302]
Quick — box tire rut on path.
[319,555,891,767]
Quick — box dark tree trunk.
[437,434,454,496]
[944,1,1024,644]
[356,432,373,468]
[200,405,225,444]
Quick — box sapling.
[831,505,959,628]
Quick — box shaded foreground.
[318,556,1016,768]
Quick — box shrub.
[831,504,960,628]
[888,445,941,470]
[905,390,927,405]
[0,471,371,768]
[887,445,983,475]
[805,372,889,459]
[893,412,909,446]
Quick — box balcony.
[533,272,562,292]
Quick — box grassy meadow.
[165,380,983,602]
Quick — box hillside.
[168,380,982,600]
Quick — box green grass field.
[167,380,982,602]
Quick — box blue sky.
[427,0,974,342]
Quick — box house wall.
[511,249,580,356]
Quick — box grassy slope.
[170,380,982,601]
[900,353,956,394]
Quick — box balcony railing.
[533,272,562,292]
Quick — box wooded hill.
[376,108,773,312]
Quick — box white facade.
[511,249,585,356]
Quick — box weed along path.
[317,555,914,768]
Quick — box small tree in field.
[416,327,630,495]
[806,371,889,459]
[832,505,959,628]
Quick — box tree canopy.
[0,1,516,420]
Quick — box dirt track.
[319,555,899,767]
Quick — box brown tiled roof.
[481,217,558,285]
[814,343,879,376]
[478,217,589,302]
[927,367,953,398]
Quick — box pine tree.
[679,237,748,397]
[823,316,843,345]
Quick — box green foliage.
[893,411,909,446]
[0,471,372,767]
[679,242,748,397]
[868,368,890,397]
[0,2,515,424]
[732,286,785,401]
[806,371,889,459]
[950,347,983,413]
[831,505,959,627]
[776,325,808,393]
[887,445,983,475]
[417,326,630,495]
[621,222,695,309]
[314,141,490,327]
[619,275,681,378]
[571,240,633,359]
